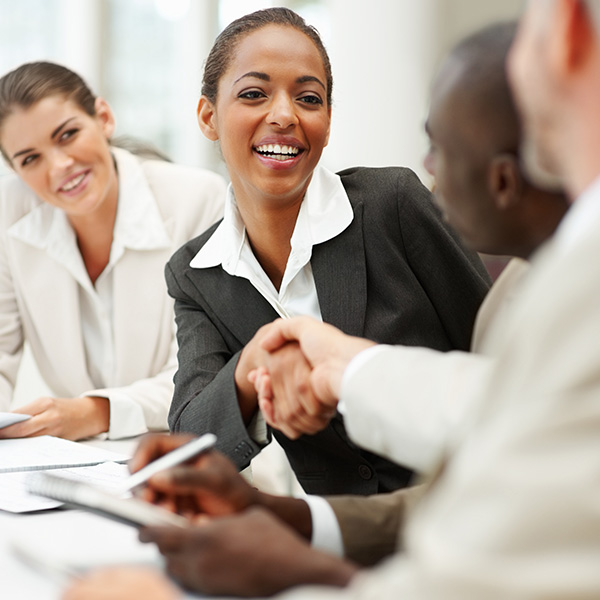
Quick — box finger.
[259,317,313,353]
[0,415,47,439]
[258,396,276,428]
[139,526,188,551]
[256,371,273,403]
[148,458,229,495]
[129,433,195,473]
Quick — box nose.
[423,149,435,177]
[49,147,74,176]
[267,92,298,129]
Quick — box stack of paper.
[0,436,132,513]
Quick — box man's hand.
[130,434,260,516]
[130,434,313,539]
[140,508,357,597]
[253,342,334,439]
[250,317,376,438]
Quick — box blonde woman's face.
[1,95,118,217]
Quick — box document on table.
[0,412,30,429]
[0,435,131,473]
[0,461,131,513]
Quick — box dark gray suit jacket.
[165,166,490,495]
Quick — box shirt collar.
[553,173,600,256]
[190,164,353,271]
[8,146,171,262]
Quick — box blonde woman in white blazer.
[0,62,225,440]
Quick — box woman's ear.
[488,153,522,211]
[94,97,116,139]
[197,96,219,141]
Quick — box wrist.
[258,493,313,541]
[82,396,110,436]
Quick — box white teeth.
[61,173,85,192]
[255,144,300,157]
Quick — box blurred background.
[0,0,523,185]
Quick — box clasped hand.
[249,316,376,439]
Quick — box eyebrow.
[233,71,326,90]
[11,117,77,160]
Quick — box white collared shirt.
[552,175,600,257]
[8,148,171,391]
[190,165,353,321]
[191,165,352,555]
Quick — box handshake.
[244,316,377,440]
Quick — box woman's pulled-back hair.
[202,7,333,106]
[0,61,96,160]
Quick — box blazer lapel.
[185,267,280,346]
[112,246,175,383]
[11,243,94,392]
[312,202,367,336]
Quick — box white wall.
[321,0,524,183]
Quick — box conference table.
[0,435,228,600]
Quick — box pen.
[121,433,217,493]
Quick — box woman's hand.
[233,323,279,424]
[0,396,110,440]
[250,343,335,440]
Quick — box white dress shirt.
[191,165,352,555]
[190,165,353,321]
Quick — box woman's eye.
[59,128,79,142]
[21,154,38,167]
[239,90,265,100]
[299,94,323,105]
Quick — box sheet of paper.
[0,435,131,473]
[0,413,31,429]
[8,509,163,574]
[0,462,131,513]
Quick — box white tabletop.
[0,435,205,599]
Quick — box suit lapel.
[11,243,94,391]
[185,267,280,346]
[112,246,174,382]
[312,202,367,336]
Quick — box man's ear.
[94,97,116,139]
[197,96,219,141]
[488,153,522,211]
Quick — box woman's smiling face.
[198,24,331,209]
[0,94,118,218]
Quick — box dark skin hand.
[129,433,313,538]
[140,507,358,598]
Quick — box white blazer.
[0,147,226,438]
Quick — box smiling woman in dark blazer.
[165,7,490,496]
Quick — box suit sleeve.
[165,260,263,469]
[326,486,424,567]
